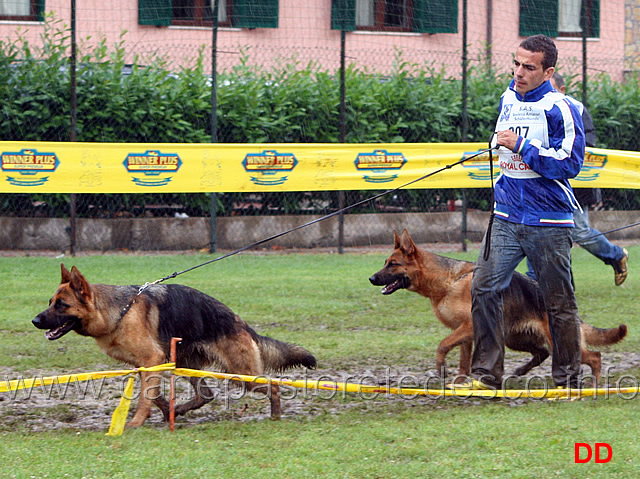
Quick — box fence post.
[69,0,78,256]
[581,0,588,107]
[209,0,220,254]
[337,29,347,254]
[460,0,469,252]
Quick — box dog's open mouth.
[381,279,406,295]
[45,320,76,340]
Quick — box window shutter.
[331,0,356,31]
[519,0,558,37]
[586,0,600,37]
[36,0,45,21]
[413,0,458,34]
[139,0,172,26]
[233,0,279,29]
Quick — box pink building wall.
[0,0,627,81]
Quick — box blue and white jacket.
[493,79,585,227]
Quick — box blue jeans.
[526,207,625,279]
[573,207,625,264]
[471,218,582,387]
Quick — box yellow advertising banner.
[0,141,638,193]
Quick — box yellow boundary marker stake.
[106,375,135,437]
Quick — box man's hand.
[496,130,520,152]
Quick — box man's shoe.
[446,378,494,390]
[613,248,629,286]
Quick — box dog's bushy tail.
[254,334,317,373]
[581,321,628,346]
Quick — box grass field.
[1,244,638,478]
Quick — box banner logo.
[574,149,607,181]
[355,149,406,183]
[242,150,297,186]
[461,150,500,181]
[123,150,181,187]
[1,148,59,186]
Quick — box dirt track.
[3,349,640,433]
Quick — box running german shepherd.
[369,229,627,383]
[32,264,316,427]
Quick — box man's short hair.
[520,34,558,70]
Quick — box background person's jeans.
[471,218,582,387]
[526,207,625,279]
[573,207,625,264]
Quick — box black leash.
[482,134,497,261]
[136,146,498,294]
[117,148,496,319]
[576,220,640,244]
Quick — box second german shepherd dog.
[32,264,316,427]
[369,229,627,383]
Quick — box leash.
[116,148,497,320]
[133,146,499,296]
[576,220,640,244]
[482,134,498,261]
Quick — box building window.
[520,0,600,38]
[558,0,599,37]
[356,0,412,32]
[332,0,457,34]
[139,0,278,29]
[0,0,44,21]
[171,0,230,27]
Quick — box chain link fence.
[0,2,639,252]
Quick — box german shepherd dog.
[32,264,316,427]
[369,229,627,383]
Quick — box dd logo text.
[575,443,612,463]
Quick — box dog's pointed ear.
[60,263,71,284]
[399,229,416,256]
[69,266,92,302]
[393,230,401,249]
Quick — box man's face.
[512,47,554,95]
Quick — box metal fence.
[1,2,639,252]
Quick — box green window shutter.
[519,0,558,37]
[139,0,172,27]
[331,0,356,31]
[36,0,45,21]
[586,0,600,38]
[233,0,279,29]
[413,0,458,34]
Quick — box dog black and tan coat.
[32,264,316,427]
[370,229,627,383]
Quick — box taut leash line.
[575,220,640,244]
[142,146,499,291]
